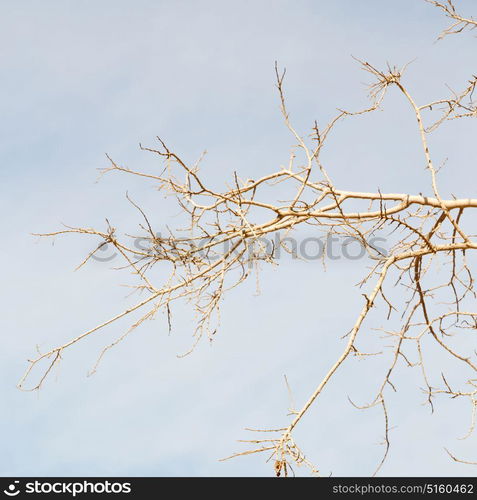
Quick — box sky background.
[2,0,477,476]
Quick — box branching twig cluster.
[427,0,477,39]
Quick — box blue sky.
[2,0,477,476]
